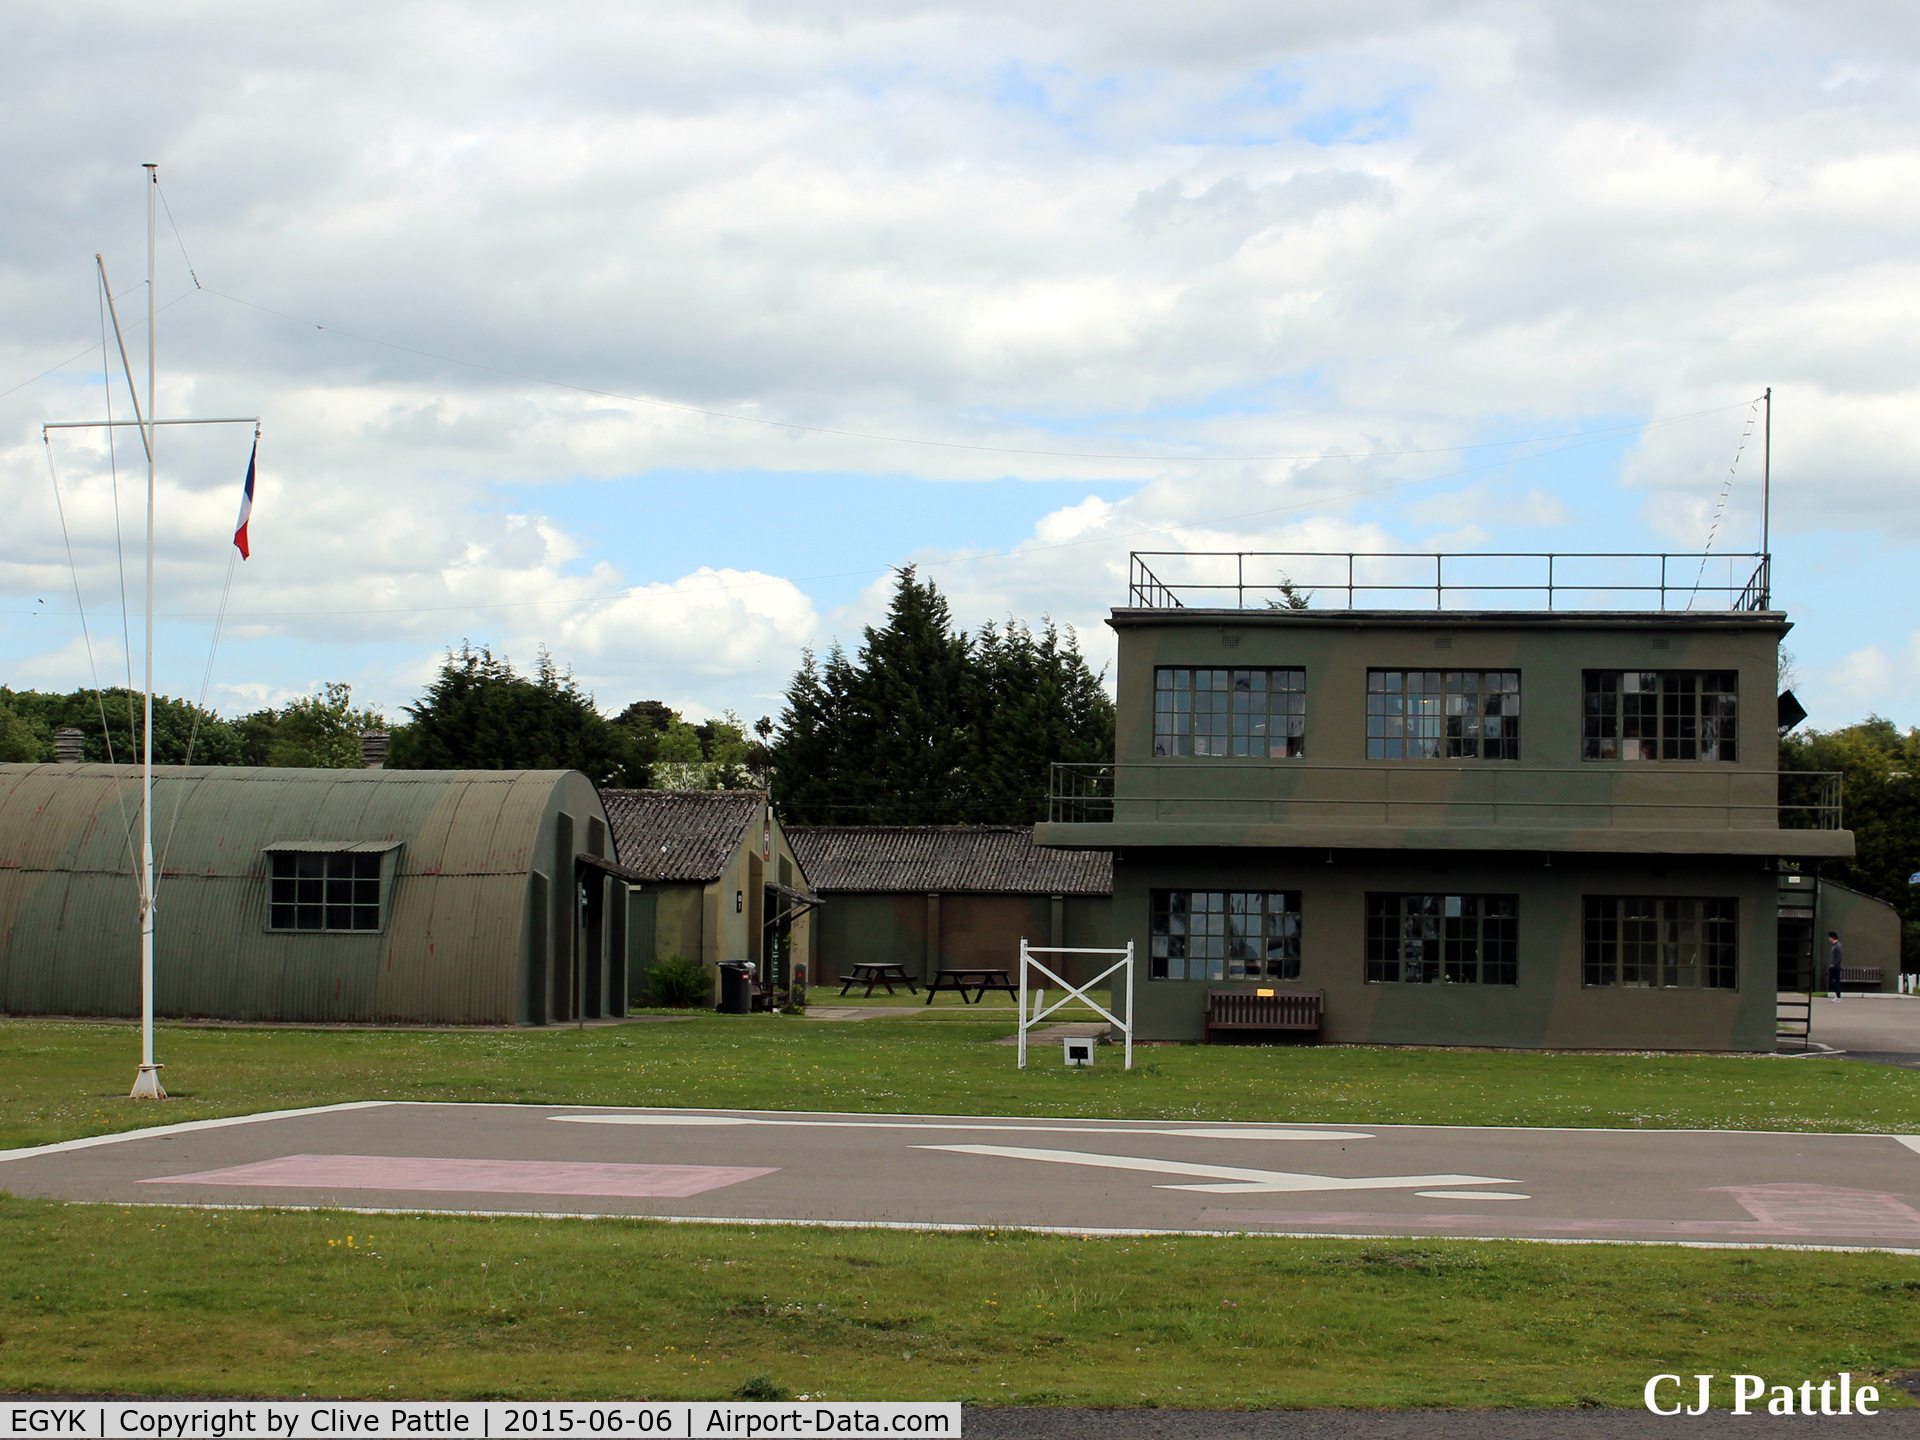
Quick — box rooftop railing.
[1048,761,1843,830]
[1128,552,1773,612]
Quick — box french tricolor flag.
[233,439,256,559]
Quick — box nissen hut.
[0,763,632,1026]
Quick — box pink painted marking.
[138,1154,775,1199]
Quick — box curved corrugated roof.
[600,789,763,882]
[787,825,1111,895]
[0,763,571,880]
[0,763,597,1025]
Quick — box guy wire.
[99,270,139,739]
[1685,398,1760,611]
[157,464,247,886]
[42,435,143,889]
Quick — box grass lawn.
[4,1016,1917,1407]
[2,1196,1915,1406]
[3,1013,1917,1152]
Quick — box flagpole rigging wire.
[157,429,251,885]
[1685,398,1761,611]
[99,268,139,741]
[42,437,143,886]
[156,182,200,290]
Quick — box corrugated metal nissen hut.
[0,762,642,1026]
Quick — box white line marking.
[1417,1190,1532,1201]
[0,1101,393,1165]
[1892,1136,1920,1156]
[917,1144,1519,1194]
[553,1116,1372,1140]
[397,1101,1908,1141]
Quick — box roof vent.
[54,727,85,764]
[359,729,389,769]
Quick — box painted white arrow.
[554,1115,1371,1141]
[918,1143,1519,1195]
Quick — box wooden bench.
[1839,966,1884,988]
[924,968,1018,1004]
[1206,988,1324,1043]
[838,962,919,997]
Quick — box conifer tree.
[387,643,618,781]
[768,569,1114,824]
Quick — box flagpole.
[131,163,165,1100]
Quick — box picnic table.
[838,962,919,997]
[924,968,1018,1004]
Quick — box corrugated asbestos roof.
[787,825,1111,895]
[600,789,764,883]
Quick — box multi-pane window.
[1154,668,1306,758]
[1583,671,1738,761]
[1366,671,1520,760]
[1150,890,1301,981]
[1582,897,1738,989]
[1364,894,1518,985]
[269,852,384,931]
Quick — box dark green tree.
[767,569,1114,824]
[233,707,280,766]
[845,568,974,821]
[0,686,242,765]
[0,700,36,762]
[267,682,385,768]
[387,644,619,782]
[1780,716,1920,963]
[608,699,761,789]
[970,617,1115,822]
[768,645,857,819]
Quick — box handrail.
[1126,551,1773,613]
[1048,761,1843,830]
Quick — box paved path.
[5,1104,1919,1251]
[1798,993,1920,1069]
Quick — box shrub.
[646,955,711,1009]
[734,1374,787,1401]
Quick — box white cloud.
[4,0,1920,723]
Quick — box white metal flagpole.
[130,163,165,1101]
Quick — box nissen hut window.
[264,842,399,932]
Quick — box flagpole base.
[129,1064,167,1100]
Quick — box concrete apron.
[4,1103,1919,1252]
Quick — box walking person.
[1827,930,1844,1002]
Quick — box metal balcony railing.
[1127,552,1773,612]
[1048,762,1843,830]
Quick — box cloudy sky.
[3,0,1917,732]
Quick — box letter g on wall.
[1645,1375,1683,1415]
